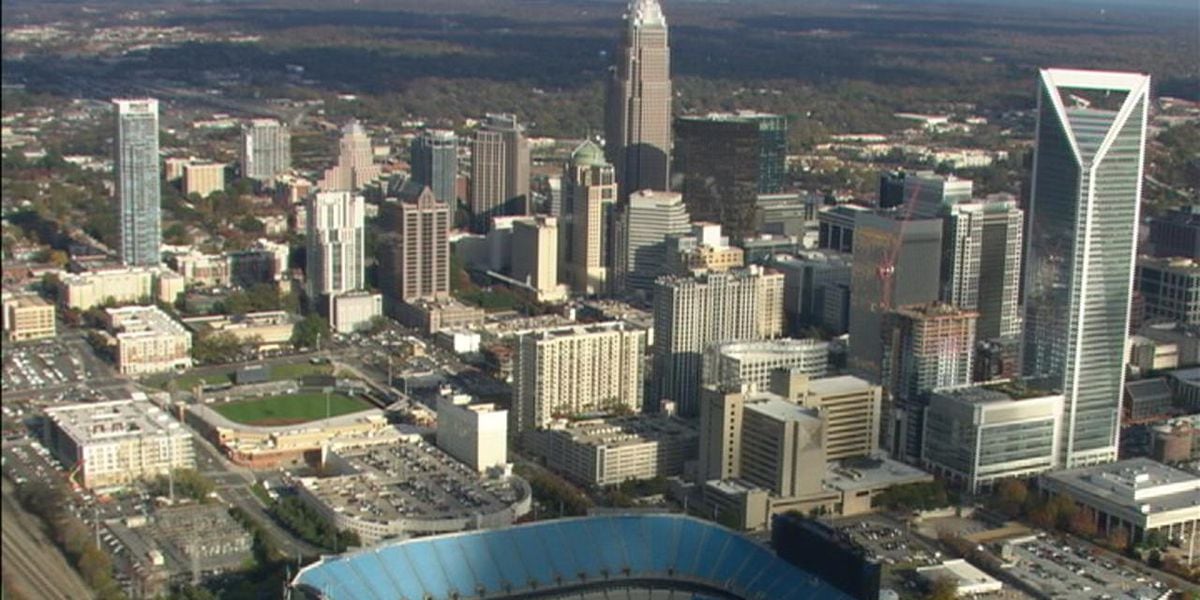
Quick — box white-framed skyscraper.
[305,191,366,300]
[1023,68,1150,468]
[240,118,291,182]
[114,98,162,267]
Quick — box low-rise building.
[525,414,698,487]
[916,560,1002,596]
[666,222,745,276]
[1136,256,1200,326]
[43,397,196,489]
[1039,457,1199,544]
[436,394,508,473]
[1168,366,1200,411]
[57,267,183,310]
[1123,377,1176,424]
[3,291,55,341]
[922,386,1063,494]
[329,291,382,334]
[101,306,192,375]
[182,162,226,198]
[1150,415,1200,464]
[167,250,230,288]
[181,310,297,355]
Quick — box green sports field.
[212,392,373,426]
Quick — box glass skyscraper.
[410,129,459,206]
[114,98,162,267]
[1023,68,1150,467]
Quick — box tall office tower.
[1149,206,1200,259]
[674,112,788,241]
[240,118,291,182]
[512,322,646,433]
[562,141,619,295]
[697,387,825,498]
[942,198,1024,340]
[624,189,691,294]
[878,171,907,209]
[772,250,853,336]
[383,186,451,303]
[469,114,531,232]
[903,171,973,218]
[880,302,977,463]
[703,339,829,393]
[1023,69,1150,468]
[410,129,459,205]
[1136,257,1200,326]
[770,371,884,461]
[511,216,560,298]
[320,120,381,191]
[848,212,943,381]
[604,0,672,197]
[817,204,870,253]
[305,191,365,300]
[114,98,162,267]
[653,266,784,416]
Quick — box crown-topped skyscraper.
[605,0,672,199]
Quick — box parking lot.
[1005,535,1172,600]
[834,514,944,568]
[2,336,111,394]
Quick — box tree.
[992,479,1028,517]
[926,576,958,600]
[1069,507,1098,538]
[193,331,245,365]
[292,314,330,349]
[1106,526,1130,552]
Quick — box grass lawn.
[149,363,334,390]
[212,392,372,426]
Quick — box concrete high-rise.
[847,212,943,381]
[1023,68,1150,467]
[653,266,784,416]
[114,98,162,267]
[320,120,381,191]
[770,371,884,462]
[605,0,672,197]
[623,189,691,293]
[880,302,977,463]
[469,114,531,232]
[240,118,291,182]
[562,141,619,295]
[410,129,459,205]
[674,111,788,240]
[305,191,365,299]
[703,339,829,394]
[942,198,1024,340]
[513,322,646,433]
[379,186,451,304]
[511,216,561,301]
[903,171,973,218]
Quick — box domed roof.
[571,140,608,167]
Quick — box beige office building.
[511,216,562,302]
[182,311,296,355]
[562,141,618,295]
[771,372,883,461]
[3,291,56,341]
[666,223,745,276]
[182,162,225,198]
[167,250,230,288]
[320,120,381,192]
[380,186,451,306]
[44,397,196,489]
[57,267,183,310]
[525,414,697,486]
[513,321,646,433]
[103,305,193,375]
[469,113,530,231]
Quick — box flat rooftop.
[917,559,1000,590]
[107,305,189,338]
[544,415,697,449]
[1042,458,1200,515]
[45,398,190,444]
[299,441,524,524]
[745,395,819,423]
[804,375,875,397]
[824,456,934,493]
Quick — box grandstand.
[290,514,853,600]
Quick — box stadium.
[289,514,854,600]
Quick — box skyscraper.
[847,212,943,381]
[469,114,531,232]
[674,111,788,240]
[562,141,619,295]
[605,0,672,197]
[320,120,381,191]
[114,98,162,267]
[880,302,977,463]
[1023,69,1150,467]
[623,189,691,294]
[240,118,291,183]
[511,216,561,301]
[942,198,1024,340]
[903,171,973,218]
[512,322,646,433]
[410,129,459,206]
[305,191,365,300]
[653,266,784,416]
[379,186,451,304]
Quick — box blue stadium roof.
[291,514,854,600]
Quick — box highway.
[1,478,95,600]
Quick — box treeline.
[269,496,361,552]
